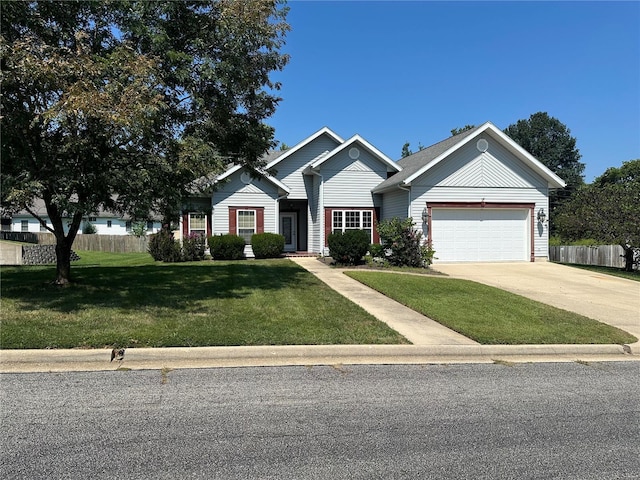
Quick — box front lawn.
[345,271,637,345]
[0,252,408,349]
[556,263,640,282]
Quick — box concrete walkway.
[1,258,638,373]
[289,257,478,346]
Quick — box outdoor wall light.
[537,208,546,224]
[421,208,429,224]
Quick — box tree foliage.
[504,112,585,233]
[1,0,289,284]
[450,125,476,136]
[555,160,640,271]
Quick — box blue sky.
[268,1,640,182]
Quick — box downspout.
[398,184,411,218]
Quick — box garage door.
[431,208,529,262]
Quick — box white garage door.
[431,208,529,262]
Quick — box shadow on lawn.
[3,261,314,313]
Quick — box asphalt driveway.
[434,262,640,344]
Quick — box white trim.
[264,127,345,171]
[310,135,401,172]
[402,122,566,189]
[237,209,256,243]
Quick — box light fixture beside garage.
[537,208,546,224]
[421,208,429,224]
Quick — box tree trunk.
[622,245,634,272]
[55,237,73,285]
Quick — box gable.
[419,135,547,189]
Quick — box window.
[89,217,97,222]
[107,220,112,228]
[332,210,374,241]
[21,220,29,232]
[40,221,48,232]
[237,210,255,243]
[189,213,206,236]
[125,221,132,232]
[147,221,154,230]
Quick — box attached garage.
[429,205,533,262]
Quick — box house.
[2,198,162,236]
[181,122,565,262]
[373,122,565,262]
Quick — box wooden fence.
[548,245,625,268]
[35,233,150,253]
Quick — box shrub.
[208,234,246,260]
[328,229,370,265]
[82,222,97,234]
[368,243,385,258]
[182,233,206,261]
[251,233,285,259]
[148,230,182,262]
[130,221,147,237]
[377,217,434,268]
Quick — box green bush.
[251,233,285,259]
[182,233,206,261]
[82,222,97,234]
[148,230,182,262]
[368,243,385,258]
[377,217,434,268]
[328,229,370,265]
[208,234,246,260]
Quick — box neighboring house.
[2,199,162,236]
[182,122,565,262]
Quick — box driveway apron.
[433,262,640,343]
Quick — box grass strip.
[1,253,408,349]
[555,263,640,282]
[344,271,637,345]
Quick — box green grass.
[344,271,637,345]
[0,251,408,349]
[556,263,640,282]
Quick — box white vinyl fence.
[549,245,625,268]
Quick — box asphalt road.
[1,362,639,479]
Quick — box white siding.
[308,174,322,253]
[278,134,341,200]
[321,149,387,208]
[10,216,160,235]
[381,189,409,221]
[408,135,552,260]
[212,169,279,236]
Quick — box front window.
[237,210,256,243]
[107,220,112,228]
[332,210,373,241]
[21,220,29,232]
[189,213,206,236]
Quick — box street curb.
[1,344,637,373]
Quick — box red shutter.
[324,208,332,246]
[256,208,264,234]
[228,208,237,234]
[373,207,381,244]
[206,213,212,237]
[182,213,189,238]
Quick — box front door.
[280,212,297,252]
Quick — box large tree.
[1,0,289,284]
[504,112,585,232]
[555,160,640,271]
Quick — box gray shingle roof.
[373,125,482,192]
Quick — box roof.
[10,198,162,220]
[373,122,566,192]
[308,134,401,172]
